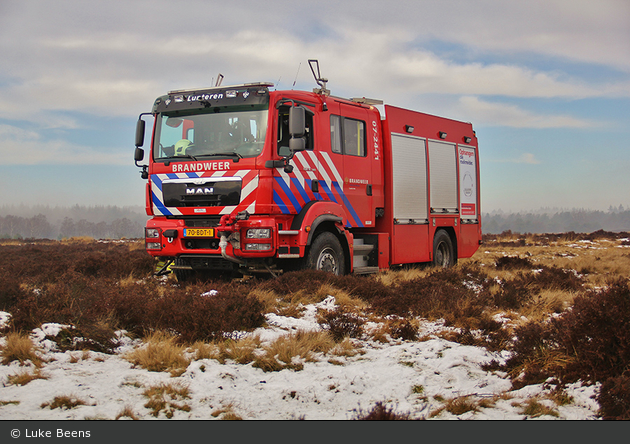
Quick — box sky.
[0,0,629,213]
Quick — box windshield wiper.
[199,152,243,162]
[173,154,198,161]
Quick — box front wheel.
[432,230,455,268]
[306,232,345,275]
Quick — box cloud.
[488,152,542,165]
[0,124,128,165]
[456,96,599,128]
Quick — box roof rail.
[168,82,274,95]
[350,97,384,105]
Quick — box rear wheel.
[306,232,345,275]
[432,230,455,268]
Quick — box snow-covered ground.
[0,296,600,420]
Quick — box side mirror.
[289,137,306,152]
[134,147,145,162]
[135,119,146,147]
[289,106,305,137]
[288,106,306,153]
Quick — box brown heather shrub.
[494,256,534,270]
[551,279,630,383]
[492,265,583,311]
[258,269,391,305]
[318,307,365,341]
[388,318,418,341]
[0,270,28,313]
[353,401,411,420]
[484,278,630,396]
[369,265,492,330]
[153,283,265,342]
[597,375,630,420]
[0,241,153,286]
[482,321,567,389]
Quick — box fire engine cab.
[134,61,482,280]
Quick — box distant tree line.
[0,205,148,240]
[2,205,630,239]
[483,207,630,234]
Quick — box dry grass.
[115,405,140,420]
[40,395,88,410]
[142,382,191,418]
[375,267,428,287]
[517,397,560,418]
[476,234,630,290]
[213,335,262,365]
[248,288,279,313]
[211,402,243,420]
[507,345,575,381]
[1,332,43,367]
[6,368,48,386]
[253,330,336,372]
[124,331,190,377]
[313,284,369,312]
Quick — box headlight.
[246,228,271,239]
[244,243,272,251]
[146,228,160,239]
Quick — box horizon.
[0,1,628,213]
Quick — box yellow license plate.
[183,228,215,238]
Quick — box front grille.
[184,218,221,228]
[162,179,241,208]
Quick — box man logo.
[186,187,214,195]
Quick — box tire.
[432,230,455,268]
[306,232,345,275]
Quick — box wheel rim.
[435,242,450,267]
[316,247,339,274]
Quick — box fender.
[289,200,349,246]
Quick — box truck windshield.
[154,108,268,161]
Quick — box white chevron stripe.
[320,151,343,189]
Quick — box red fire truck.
[134,61,482,280]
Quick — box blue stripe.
[151,191,172,216]
[150,175,172,216]
[167,173,179,180]
[333,182,364,228]
[305,180,321,201]
[291,177,312,204]
[318,181,338,204]
[273,190,291,214]
[274,177,302,213]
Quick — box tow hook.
[217,214,245,265]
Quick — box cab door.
[330,103,374,228]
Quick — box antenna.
[292,62,301,89]
[215,74,224,87]
[308,59,330,96]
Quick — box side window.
[343,118,365,157]
[330,114,366,157]
[331,115,342,154]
